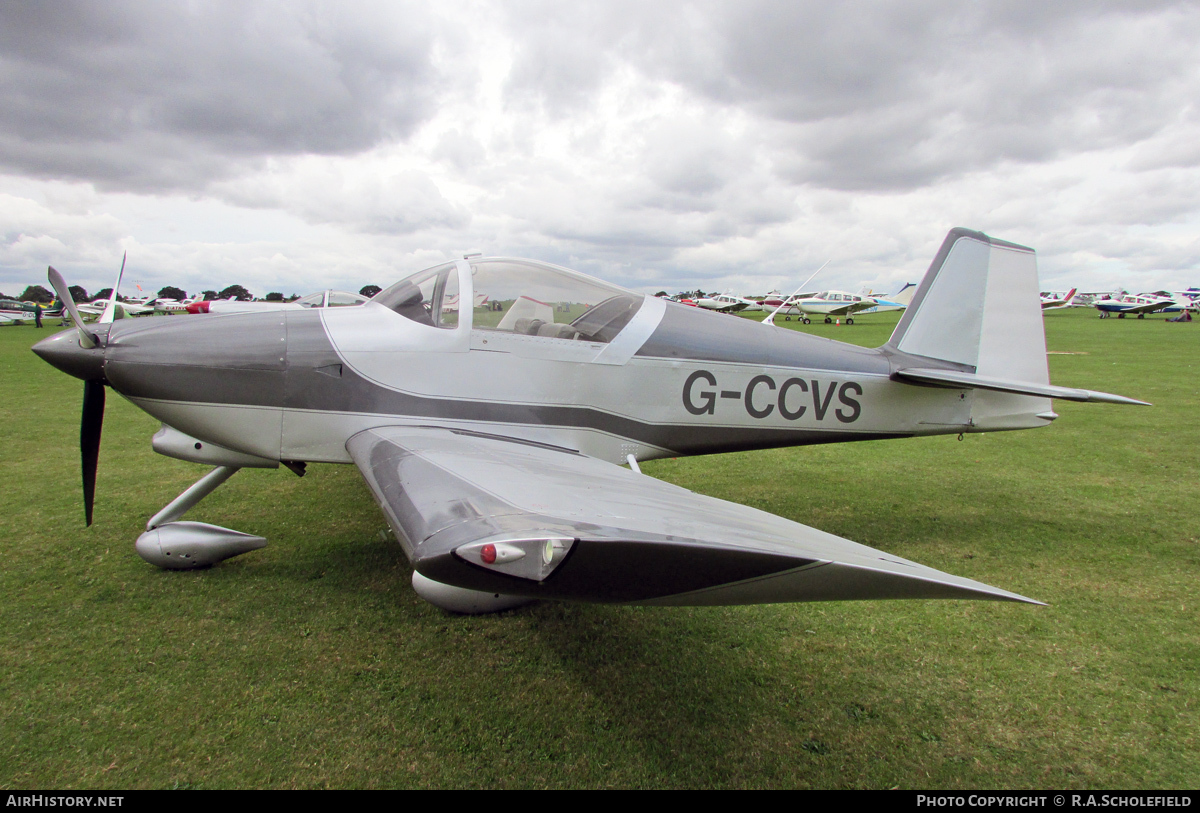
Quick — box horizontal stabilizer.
[894,367,1150,405]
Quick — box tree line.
[4,284,385,303]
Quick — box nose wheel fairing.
[134,465,267,570]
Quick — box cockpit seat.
[513,317,545,335]
[383,281,435,326]
[536,322,580,340]
[511,317,583,340]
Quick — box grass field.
[1,308,1197,789]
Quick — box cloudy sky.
[2,1,1199,300]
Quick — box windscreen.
[373,261,459,328]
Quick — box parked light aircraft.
[77,267,126,324]
[0,299,45,323]
[1094,293,1176,318]
[787,291,880,324]
[695,293,754,313]
[78,300,157,318]
[757,291,783,308]
[73,254,159,321]
[884,282,918,311]
[1040,288,1078,310]
[153,298,198,315]
[35,228,1146,615]
[853,288,909,316]
[762,293,818,322]
[186,290,371,314]
[760,292,817,316]
[443,291,490,313]
[759,262,831,325]
[0,299,67,323]
[1148,290,1200,313]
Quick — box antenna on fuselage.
[763,259,830,327]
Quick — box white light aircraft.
[787,291,880,325]
[154,298,199,315]
[1040,288,1078,310]
[891,282,918,307]
[695,293,754,313]
[761,261,830,326]
[186,290,370,314]
[35,228,1146,616]
[853,287,909,316]
[78,300,157,318]
[1094,293,1176,319]
[74,254,158,321]
[442,291,490,313]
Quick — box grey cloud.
[498,2,650,114]
[497,2,1200,191]
[214,165,469,236]
[640,119,742,198]
[665,1,1200,190]
[0,1,439,191]
[352,172,472,235]
[431,129,487,172]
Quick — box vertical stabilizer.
[891,282,918,307]
[887,228,1049,386]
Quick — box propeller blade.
[99,252,127,324]
[47,266,98,348]
[81,379,105,526]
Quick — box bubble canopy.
[373,258,645,343]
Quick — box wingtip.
[1005,593,1048,607]
[1083,390,1152,406]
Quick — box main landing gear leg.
[134,466,266,569]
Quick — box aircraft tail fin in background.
[891,282,918,307]
[885,228,1048,385]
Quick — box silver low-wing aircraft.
[34,228,1146,614]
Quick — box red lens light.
[481,543,496,564]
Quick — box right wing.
[347,426,1039,606]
